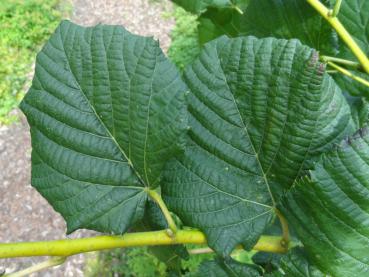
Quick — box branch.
[320,55,362,71]
[0,230,287,259]
[306,0,369,74]
[232,5,244,15]
[326,61,369,88]
[189,247,245,257]
[330,0,342,17]
[4,257,66,277]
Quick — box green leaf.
[266,247,325,277]
[162,36,354,256]
[197,8,242,45]
[344,93,369,129]
[194,258,262,277]
[20,20,187,234]
[280,127,369,276]
[252,251,283,274]
[337,0,369,59]
[331,0,369,98]
[333,71,369,98]
[197,0,338,55]
[171,0,249,15]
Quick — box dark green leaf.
[333,72,369,99]
[163,36,354,256]
[331,0,369,98]
[281,127,369,277]
[252,251,283,274]
[171,0,249,15]
[20,20,187,234]
[194,258,262,277]
[266,247,325,277]
[197,8,243,45]
[337,0,369,59]
[197,0,338,55]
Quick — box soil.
[0,0,174,276]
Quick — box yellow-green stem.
[4,257,66,277]
[331,0,342,17]
[275,209,290,248]
[0,230,287,259]
[147,189,177,234]
[307,0,369,74]
[233,5,244,15]
[327,61,369,88]
[320,55,362,70]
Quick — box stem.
[307,0,369,74]
[4,257,66,277]
[331,0,342,17]
[275,209,289,249]
[320,55,362,70]
[233,5,244,15]
[326,70,339,74]
[147,189,177,235]
[0,231,287,258]
[188,247,214,255]
[327,61,369,88]
[189,235,289,255]
[189,247,246,257]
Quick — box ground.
[0,0,174,275]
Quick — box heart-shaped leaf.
[162,36,355,256]
[20,20,187,234]
[281,127,369,277]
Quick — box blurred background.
[0,0,203,276]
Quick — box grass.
[166,6,200,71]
[0,0,67,124]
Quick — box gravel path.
[0,0,174,276]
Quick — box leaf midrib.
[58,25,147,188]
[215,43,276,207]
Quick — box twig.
[4,257,66,277]
[320,55,362,70]
[330,0,342,17]
[327,62,369,88]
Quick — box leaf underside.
[281,127,369,277]
[162,35,354,256]
[20,20,187,234]
[197,0,338,55]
